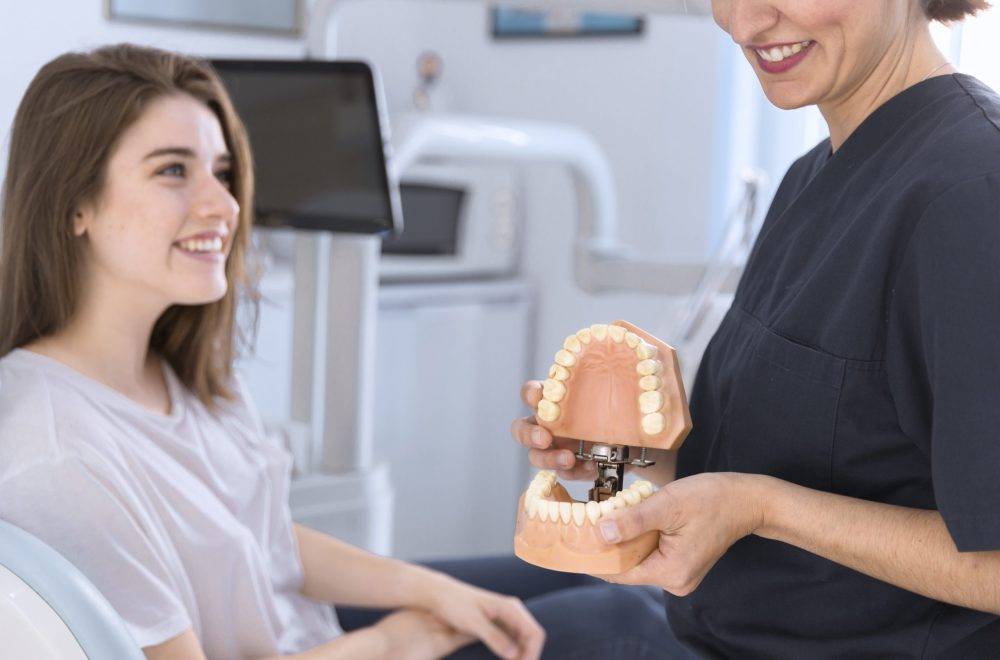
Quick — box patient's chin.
[513,471,658,576]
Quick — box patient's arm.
[143,629,207,660]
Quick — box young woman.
[0,44,546,660]
[513,0,1000,656]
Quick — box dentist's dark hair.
[0,43,259,407]
[922,0,991,21]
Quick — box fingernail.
[531,428,545,447]
[599,520,621,543]
[558,454,573,469]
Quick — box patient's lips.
[535,321,689,450]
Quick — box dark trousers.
[336,555,692,659]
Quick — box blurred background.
[2,0,997,563]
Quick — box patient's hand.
[375,609,473,660]
[510,381,597,482]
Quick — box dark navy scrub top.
[668,74,1000,658]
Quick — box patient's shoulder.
[0,349,105,477]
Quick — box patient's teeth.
[547,501,560,522]
[636,343,657,360]
[639,375,661,391]
[637,359,663,376]
[608,326,626,343]
[564,335,583,353]
[559,502,572,524]
[549,364,570,381]
[599,500,615,516]
[623,489,641,506]
[639,391,664,414]
[586,501,602,524]
[537,399,561,422]
[555,350,577,367]
[572,502,586,526]
[642,412,666,435]
[590,324,608,341]
[624,332,641,348]
[576,328,592,344]
[543,379,567,403]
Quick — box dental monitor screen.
[211,60,397,235]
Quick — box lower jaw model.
[514,470,659,575]
[514,320,691,575]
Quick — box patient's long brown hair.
[0,43,259,407]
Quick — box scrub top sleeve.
[886,172,1000,552]
[0,457,192,648]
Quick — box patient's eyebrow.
[143,147,232,163]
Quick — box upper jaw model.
[514,320,692,575]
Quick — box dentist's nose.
[727,0,780,46]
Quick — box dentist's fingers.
[520,380,543,407]
[511,416,553,450]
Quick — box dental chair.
[0,519,144,659]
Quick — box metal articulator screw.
[575,442,656,502]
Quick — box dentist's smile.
[751,40,815,74]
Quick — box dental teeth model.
[514,320,691,575]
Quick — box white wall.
[0,3,306,187]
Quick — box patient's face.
[711,0,920,110]
[75,93,238,310]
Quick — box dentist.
[513,0,1000,656]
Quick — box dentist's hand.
[510,381,597,482]
[596,472,766,595]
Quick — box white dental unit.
[3,0,777,652]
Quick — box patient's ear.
[72,204,92,238]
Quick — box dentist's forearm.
[751,476,1000,614]
[294,523,446,609]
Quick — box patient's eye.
[157,162,186,178]
[215,168,233,187]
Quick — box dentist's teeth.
[624,332,641,348]
[572,502,586,526]
[791,42,803,54]
[642,412,666,435]
[555,350,577,367]
[547,501,560,522]
[537,399,560,422]
[576,328,592,344]
[543,379,566,403]
[636,342,657,360]
[599,500,615,516]
[559,502,572,524]
[637,359,663,376]
[639,391,665,415]
[564,335,582,353]
[639,375,661,391]
[769,46,783,61]
[758,48,773,62]
[608,326,626,343]
[590,324,608,341]
[549,364,570,381]
[586,501,602,524]
[782,45,793,57]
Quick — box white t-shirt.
[0,349,341,658]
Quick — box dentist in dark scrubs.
[512,0,1000,656]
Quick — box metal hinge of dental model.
[577,443,656,503]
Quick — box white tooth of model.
[572,502,587,526]
[590,324,608,341]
